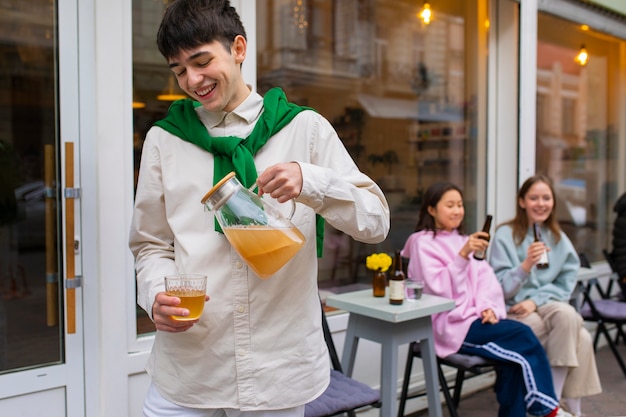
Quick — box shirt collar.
[196,88,264,129]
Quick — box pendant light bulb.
[418,3,432,25]
[574,44,589,67]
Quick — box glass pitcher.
[201,172,306,278]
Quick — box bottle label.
[473,248,486,260]
[389,280,405,302]
[538,250,549,265]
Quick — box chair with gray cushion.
[578,273,626,377]
[398,340,497,417]
[304,302,381,417]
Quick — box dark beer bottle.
[533,223,550,269]
[473,214,493,261]
[389,251,405,305]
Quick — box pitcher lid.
[201,171,238,205]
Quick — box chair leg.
[438,362,460,417]
[397,341,416,417]
[452,369,466,408]
[615,324,626,346]
[592,326,601,351]
[598,322,626,377]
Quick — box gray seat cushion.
[580,299,626,321]
[304,369,380,417]
[412,342,495,370]
[441,353,495,370]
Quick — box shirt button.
[238,349,247,356]
[235,261,243,269]
[237,305,245,313]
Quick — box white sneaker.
[556,408,575,417]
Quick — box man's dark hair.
[157,0,247,60]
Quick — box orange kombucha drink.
[165,291,206,321]
[223,226,305,278]
[164,274,207,321]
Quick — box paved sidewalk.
[409,343,626,417]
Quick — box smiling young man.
[489,175,602,417]
[128,1,390,416]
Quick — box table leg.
[381,339,399,417]
[420,337,443,417]
[335,312,446,417]
[341,315,360,376]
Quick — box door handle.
[65,142,76,334]
[44,144,58,327]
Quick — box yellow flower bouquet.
[366,252,392,272]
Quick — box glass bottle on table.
[473,214,493,261]
[533,222,549,269]
[372,268,386,297]
[389,250,405,305]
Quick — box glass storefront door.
[0,1,85,414]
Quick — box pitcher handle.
[248,182,297,220]
[287,199,296,220]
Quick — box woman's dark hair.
[414,182,464,236]
[504,174,562,245]
[157,0,247,60]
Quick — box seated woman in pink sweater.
[401,182,570,417]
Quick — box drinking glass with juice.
[164,274,207,321]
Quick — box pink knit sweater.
[401,230,507,357]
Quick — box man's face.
[167,36,249,112]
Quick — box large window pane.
[0,1,63,372]
[132,0,180,336]
[536,12,623,261]
[257,0,488,288]
[130,1,490,321]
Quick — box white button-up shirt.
[129,90,389,410]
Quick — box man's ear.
[232,35,247,64]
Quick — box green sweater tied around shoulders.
[153,87,325,257]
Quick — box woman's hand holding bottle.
[522,241,551,272]
[460,231,490,260]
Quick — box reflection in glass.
[132,0,179,336]
[0,1,63,373]
[256,0,488,288]
[536,12,622,261]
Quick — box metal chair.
[578,265,626,377]
[304,303,381,417]
[398,340,497,417]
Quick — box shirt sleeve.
[128,129,179,319]
[474,261,508,319]
[489,225,530,301]
[296,113,390,244]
